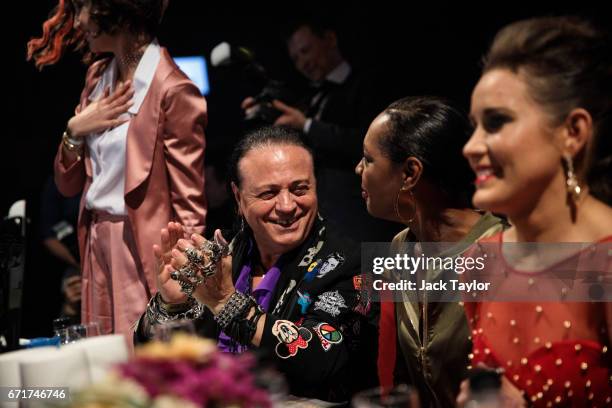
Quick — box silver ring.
[184,247,203,265]
[172,239,230,296]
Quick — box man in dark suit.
[243,18,400,242]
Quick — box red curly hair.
[28,0,166,70]
[27,0,86,70]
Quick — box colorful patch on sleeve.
[316,252,345,279]
[298,241,325,266]
[354,290,372,316]
[304,259,322,282]
[271,320,312,359]
[313,322,343,351]
[313,290,348,317]
[297,291,312,314]
[353,275,363,290]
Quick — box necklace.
[117,51,143,70]
[116,42,147,74]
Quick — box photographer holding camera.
[242,17,400,242]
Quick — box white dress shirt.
[85,40,161,215]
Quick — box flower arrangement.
[69,334,272,408]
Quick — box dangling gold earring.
[563,154,582,204]
[394,186,415,224]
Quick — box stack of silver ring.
[170,239,229,296]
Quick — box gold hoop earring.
[563,154,582,204]
[394,187,415,224]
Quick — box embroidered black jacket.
[135,217,378,402]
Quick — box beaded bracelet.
[213,291,255,331]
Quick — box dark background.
[5,1,610,337]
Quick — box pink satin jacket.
[54,48,207,293]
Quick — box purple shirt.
[218,245,282,353]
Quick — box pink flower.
[116,335,272,407]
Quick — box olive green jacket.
[393,212,504,407]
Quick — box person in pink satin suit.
[28,0,207,342]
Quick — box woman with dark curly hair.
[28,0,207,341]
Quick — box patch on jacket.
[354,290,371,316]
[272,279,297,315]
[297,291,312,314]
[272,320,312,359]
[313,322,343,351]
[314,290,348,317]
[304,252,345,282]
[298,240,325,267]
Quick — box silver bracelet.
[213,292,255,331]
[145,293,205,326]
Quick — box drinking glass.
[56,322,101,344]
[151,319,196,342]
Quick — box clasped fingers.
[167,235,230,297]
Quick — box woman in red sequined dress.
[460,16,612,407]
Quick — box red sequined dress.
[464,233,612,407]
